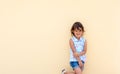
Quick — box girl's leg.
[62,69,75,74]
[80,64,84,72]
[64,71,75,74]
[64,67,82,74]
[65,61,83,74]
[74,67,82,74]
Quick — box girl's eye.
[79,30,82,31]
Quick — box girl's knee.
[74,68,82,74]
[76,71,82,74]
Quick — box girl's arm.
[69,39,76,53]
[69,39,78,57]
[69,39,83,67]
[79,40,87,56]
[69,39,80,59]
[76,56,83,67]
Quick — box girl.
[62,22,87,74]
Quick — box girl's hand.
[78,61,83,68]
[73,52,79,58]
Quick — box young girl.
[62,22,87,74]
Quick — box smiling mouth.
[76,34,80,35]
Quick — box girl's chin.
[76,37,80,39]
[76,36,81,38]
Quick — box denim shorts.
[70,61,84,70]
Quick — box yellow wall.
[0,0,120,74]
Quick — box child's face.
[73,28,83,39]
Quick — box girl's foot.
[61,69,66,74]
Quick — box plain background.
[0,0,120,74]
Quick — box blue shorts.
[70,61,85,70]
